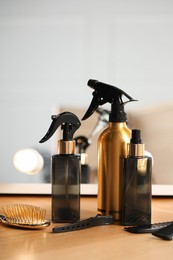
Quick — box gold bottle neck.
[128,143,145,157]
[58,140,76,154]
[109,122,128,128]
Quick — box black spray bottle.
[75,109,109,184]
[82,79,137,221]
[40,112,81,223]
[121,129,152,226]
[75,136,91,183]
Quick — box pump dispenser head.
[39,112,81,154]
[82,79,137,122]
[128,129,145,157]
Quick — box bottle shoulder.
[99,123,131,140]
[52,154,80,159]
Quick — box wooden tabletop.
[0,195,173,260]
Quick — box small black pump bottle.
[40,112,81,223]
[121,129,152,226]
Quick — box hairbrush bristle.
[2,204,46,225]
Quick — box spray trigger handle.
[39,112,81,143]
[82,79,137,122]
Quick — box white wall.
[0,0,173,182]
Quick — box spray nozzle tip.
[87,79,98,88]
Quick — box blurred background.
[0,0,173,185]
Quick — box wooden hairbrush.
[0,204,50,229]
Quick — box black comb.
[124,221,173,234]
[152,222,173,240]
[53,214,114,233]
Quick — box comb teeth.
[2,204,46,225]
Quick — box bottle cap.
[128,129,145,157]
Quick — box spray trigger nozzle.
[39,112,81,143]
[82,79,137,122]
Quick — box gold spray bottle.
[82,79,137,221]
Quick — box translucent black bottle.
[40,112,81,223]
[75,136,91,183]
[121,129,152,226]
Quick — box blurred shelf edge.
[0,183,97,195]
[0,183,173,196]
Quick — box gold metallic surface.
[58,140,75,154]
[97,122,131,221]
